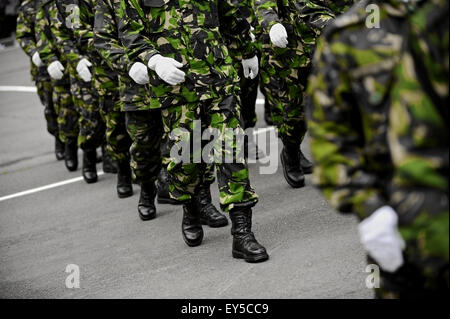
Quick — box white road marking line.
[0,86,37,93]
[0,171,105,203]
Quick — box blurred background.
[0,0,20,48]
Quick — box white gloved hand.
[242,55,259,80]
[129,62,149,85]
[358,206,406,273]
[47,60,65,80]
[250,26,256,43]
[32,52,43,67]
[76,58,92,82]
[269,23,288,48]
[148,54,185,86]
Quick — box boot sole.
[182,230,204,247]
[139,213,156,221]
[302,166,313,175]
[280,154,305,189]
[117,191,133,198]
[200,218,229,228]
[83,176,98,184]
[232,250,269,263]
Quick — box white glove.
[32,52,43,67]
[250,26,256,43]
[76,58,92,82]
[129,62,149,85]
[269,23,288,48]
[148,54,185,86]
[242,55,259,80]
[47,60,65,80]
[358,206,406,273]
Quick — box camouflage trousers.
[260,42,309,146]
[161,93,259,212]
[125,109,163,184]
[52,79,79,144]
[99,95,132,162]
[70,76,105,151]
[35,79,58,137]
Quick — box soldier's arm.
[307,35,388,220]
[253,0,281,32]
[117,0,159,69]
[16,1,38,57]
[93,0,130,74]
[34,4,59,65]
[72,0,95,58]
[49,2,83,65]
[219,0,257,60]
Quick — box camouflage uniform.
[93,0,162,184]
[308,0,448,297]
[254,0,354,146]
[35,0,79,145]
[16,0,59,139]
[119,0,259,212]
[38,0,104,151]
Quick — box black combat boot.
[230,208,269,263]
[299,149,313,175]
[102,144,118,173]
[117,159,133,198]
[138,181,157,220]
[55,136,65,161]
[280,143,305,188]
[82,149,98,184]
[156,167,181,205]
[64,140,78,172]
[181,201,204,247]
[197,185,228,228]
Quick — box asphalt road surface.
[0,46,373,299]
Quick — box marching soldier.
[35,0,80,172]
[308,0,448,297]
[254,0,354,188]
[120,0,268,262]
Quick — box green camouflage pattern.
[380,0,449,298]
[125,110,163,184]
[120,0,258,211]
[16,0,59,138]
[34,0,79,144]
[255,0,354,145]
[307,0,410,219]
[308,0,448,297]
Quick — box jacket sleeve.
[307,32,389,221]
[253,0,281,32]
[16,1,39,57]
[93,0,130,74]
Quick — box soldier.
[254,0,354,188]
[35,0,80,172]
[16,0,65,162]
[220,0,265,160]
[64,0,133,197]
[120,0,268,262]
[308,0,448,297]
[94,0,228,226]
[37,0,107,183]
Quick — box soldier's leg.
[261,46,306,188]
[206,93,268,263]
[71,78,105,183]
[101,95,133,198]
[125,109,163,220]
[36,79,64,160]
[53,80,79,171]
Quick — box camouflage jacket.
[307,0,415,220]
[118,0,256,110]
[16,0,50,81]
[386,0,448,257]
